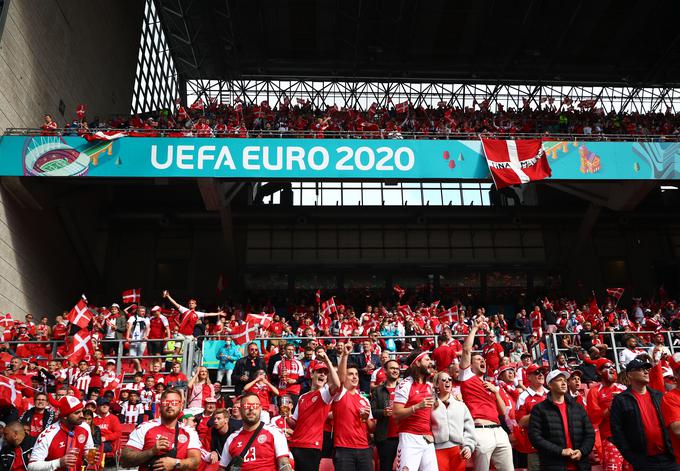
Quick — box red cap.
[57,396,84,417]
[526,364,547,375]
[311,361,329,373]
[496,365,515,376]
[594,358,614,370]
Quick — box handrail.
[549,329,678,373]
[4,128,680,142]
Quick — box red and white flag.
[395,101,409,113]
[190,98,205,111]
[0,313,13,330]
[393,284,405,299]
[84,130,127,142]
[438,306,458,325]
[606,288,625,301]
[76,104,87,118]
[246,312,273,330]
[0,377,22,408]
[122,289,141,304]
[230,322,257,345]
[397,304,413,319]
[67,299,93,329]
[321,298,337,317]
[481,138,552,189]
[68,329,93,363]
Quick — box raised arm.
[317,350,340,395]
[163,290,181,310]
[338,342,352,384]
[460,315,485,370]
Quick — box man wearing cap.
[662,353,680,465]
[288,350,340,471]
[567,369,586,407]
[458,316,513,471]
[19,392,56,439]
[515,364,548,470]
[391,350,436,471]
[528,370,594,470]
[585,358,626,470]
[27,396,97,471]
[122,388,201,471]
[147,306,171,358]
[93,397,120,453]
[194,396,217,449]
[611,358,677,470]
[618,335,646,368]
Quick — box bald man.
[0,421,35,471]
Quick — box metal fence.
[5,128,680,142]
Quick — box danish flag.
[395,101,409,113]
[68,329,93,363]
[67,299,93,329]
[481,138,552,189]
[321,298,337,317]
[230,322,258,345]
[0,377,21,408]
[606,288,625,301]
[393,284,405,299]
[397,304,413,318]
[438,306,459,325]
[84,130,127,142]
[122,289,141,304]
[246,312,273,330]
[0,313,13,330]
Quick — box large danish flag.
[246,312,273,329]
[68,329,93,363]
[0,376,21,408]
[230,322,258,345]
[321,298,337,317]
[122,288,141,304]
[481,138,552,189]
[67,299,93,329]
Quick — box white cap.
[151,305,161,312]
[546,369,570,384]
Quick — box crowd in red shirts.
[39,97,680,140]
[0,288,679,470]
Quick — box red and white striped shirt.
[121,401,145,424]
[140,389,155,412]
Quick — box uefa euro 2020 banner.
[0,134,678,180]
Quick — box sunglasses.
[241,403,261,411]
[440,378,453,383]
[161,399,182,407]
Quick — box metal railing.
[549,330,679,373]
[5,127,680,142]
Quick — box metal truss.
[131,0,180,114]
[186,79,680,114]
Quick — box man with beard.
[371,359,402,471]
[233,343,267,395]
[287,350,340,471]
[585,359,626,470]
[459,315,513,471]
[121,388,201,471]
[27,396,97,471]
[392,350,437,471]
[219,392,292,471]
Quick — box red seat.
[319,458,334,471]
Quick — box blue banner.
[1,135,678,180]
[202,339,226,369]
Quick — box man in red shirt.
[392,350,437,471]
[28,396,97,471]
[662,353,680,465]
[611,358,676,470]
[219,391,293,471]
[332,342,375,470]
[163,291,222,337]
[147,306,170,358]
[288,350,340,471]
[585,359,627,469]
[458,315,513,471]
[273,344,305,406]
[121,388,201,471]
[432,334,455,372]
[93,398,121,453]
[482,337,505,374]
[515,364,548,469]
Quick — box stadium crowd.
[0,288,678,470]
[38,97,680,140]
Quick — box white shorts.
[395,432,438,471]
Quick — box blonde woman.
[187,366,216,409]
[431,371,477,471]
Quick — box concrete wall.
[0,0,143,316]
[0,0,143,130]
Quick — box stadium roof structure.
[157,0,680,86]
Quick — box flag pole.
[0,373,40,392]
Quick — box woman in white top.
[430,371,477,471]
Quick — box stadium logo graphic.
[21,136,113,177]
